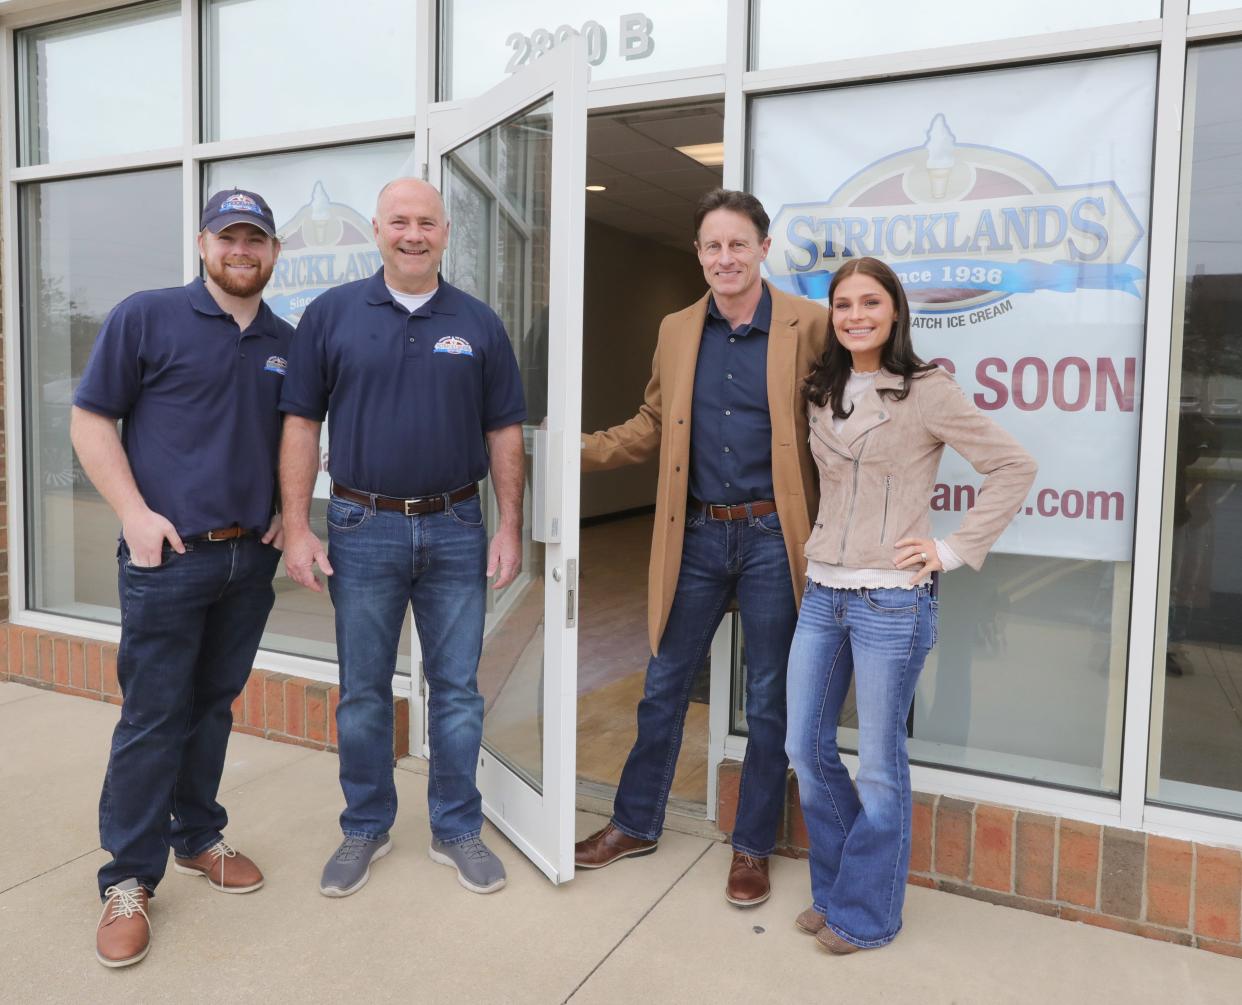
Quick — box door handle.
[565,559,578,628]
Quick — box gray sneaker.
[319,834,392,897]
[429,836,507,894]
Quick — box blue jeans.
[98,537,280,898]
[327,492,487,845]
[785,582,937,947]
[612,503,797,856]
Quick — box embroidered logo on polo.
[433,335,474,356]
[264,355,288,375]
[766,113,1146,314]
[220,192,264,216]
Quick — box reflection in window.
[22,170,183,621]
[18,2,181,165]
[1151,41,1242,819]
[204,139,414,663]
[204,0,416,141]
[751,0,1159,70]
[443,101,552,788]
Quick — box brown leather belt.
[690,498,778,521]
[332,482,478,516]
[189,526,249,542]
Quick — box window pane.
[441,1,726,100]
[749,54,1157,792]
[1150,41,1242,818]
[18,2,181,165]
[1190,1,1242,11]
[204,0,416,141]
[444,100,552,790]
[22,170,183,621]
[750,0,1159,71]
[204,139,414,663]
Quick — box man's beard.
[206,257,273,297]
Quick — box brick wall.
[717,760,1242,960]
[0,624,409,759]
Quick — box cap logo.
[220,193,263,216]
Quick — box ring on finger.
[920,551,929,562]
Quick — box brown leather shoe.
[796,906,826,934]
[96,881,151,968]
[574,823,657,869]
[815,926,862,954]
[725,851,770,906]
[173,839,264,893]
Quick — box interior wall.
[581,219,704,518]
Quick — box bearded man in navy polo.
[72,189,293,968]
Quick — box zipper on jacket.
[880,474,891,543]
[837,434,869,563]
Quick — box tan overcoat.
[582,283,830,655]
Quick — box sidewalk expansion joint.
[562,840,715,1003]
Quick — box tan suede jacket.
[804,367,1037,571]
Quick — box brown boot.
[173,839,264,893]
[96,881,151,968]
[574,823,657,869]
[795,906,826,934]
[725,851,770,906]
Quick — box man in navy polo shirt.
[72,189,292,968]
[280,177,526,898]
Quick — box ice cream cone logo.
[924,114,956,200]
[265,184,381,324]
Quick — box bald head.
[376,177,446,222]
[372,177,451,295]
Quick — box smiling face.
[695,208,771,304]
[198,223,279,298]
[373,178,450,295]
[831,272,898,372]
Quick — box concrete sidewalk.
[1,681,1238,1004]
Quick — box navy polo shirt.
[73,278,294,538]
[689,285,774,505]
[279,271,527,498]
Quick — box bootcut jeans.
[611,502,797,857]
[785,581,937,948]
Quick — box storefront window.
[440,0,727,100]
[1149,41,1242,819]
[204,139,415,662]
[203,0,417,141]
[22,169,183,622]
[747,53,1157,792]
[17,2,181,165]
[750,0,1159,71]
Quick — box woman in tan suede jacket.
[785,257,1036,955]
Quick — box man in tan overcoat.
[574,189,829,906]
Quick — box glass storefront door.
[427,41,588,882]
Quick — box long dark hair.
[803,256,936,418]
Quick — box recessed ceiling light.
[586,184,607,192]
[675,142,725,167]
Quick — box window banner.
[753,54,1157,562]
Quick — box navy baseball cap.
[200,188,277,236]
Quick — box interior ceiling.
[585,101,724,252]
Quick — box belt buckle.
[404,498,417,517]
[206,529,228,542]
